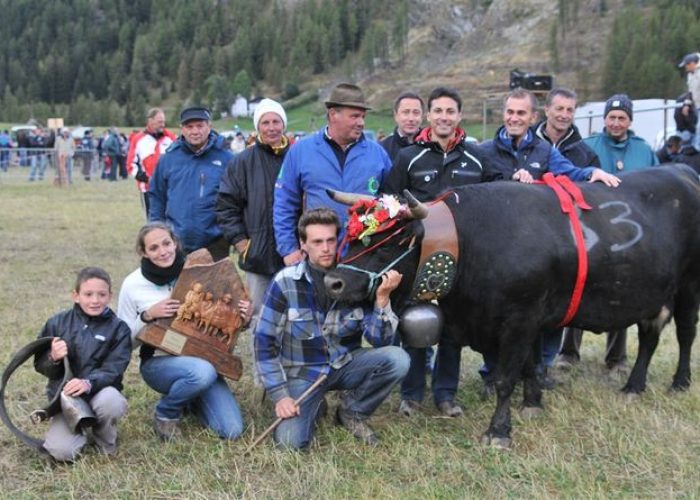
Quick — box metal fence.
[0,147,105,184]
[474,97,682,148]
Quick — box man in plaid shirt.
[254,208,409,449]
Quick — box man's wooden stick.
[245,374,327,454]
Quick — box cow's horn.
[326,189,375,206]
[404,190,429,219]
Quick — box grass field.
[0,167,699,498]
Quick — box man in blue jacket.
[477,89,619,395]
[273,83,392,266]
[480,89,619,185]
[149,106,233,260]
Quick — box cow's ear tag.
[361,236,371,247]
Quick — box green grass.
[0,170,699,498]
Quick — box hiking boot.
[316,396,328,421]
[398,399,421,417]
[153,415,182,441]
[538,368,557,391]
[335,408,378,445]
[437,400,463,417]
[555,354,579,370]
[607,361,629,377]
[480,379,496,400]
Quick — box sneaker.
[437,400,463,417]
[398,399,421,417]
[153,415,182,441]
[555,354,579,370]
[335,407,378,445]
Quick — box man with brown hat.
[273,83,392,266]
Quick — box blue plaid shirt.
[254,260,399,402]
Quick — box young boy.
[34,267,132,461]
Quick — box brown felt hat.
[324,83,372,110]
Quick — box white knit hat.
[253,98,287,132]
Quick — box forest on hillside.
[0,0,699,126]
[0,0,409,125]
[601,0,700,99]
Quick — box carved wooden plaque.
[137,249,249,380]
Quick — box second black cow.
[325,164,700,448]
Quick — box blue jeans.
[0,149,9,171]
[401,341,461,405]
[479,329,563,378]
[140,355,244,439]
[274,346,409,450]
[693,107,700,152]
[28,153,47,180]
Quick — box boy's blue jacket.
[148,132,233,252]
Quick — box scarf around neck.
[140,250,185,286]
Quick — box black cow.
[325,165,700,448]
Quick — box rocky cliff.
[353,0,627,117]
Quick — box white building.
[230,95,248,118]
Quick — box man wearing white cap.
[216,98,291,318]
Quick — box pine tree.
[231,70,252,99]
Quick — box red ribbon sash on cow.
[537,173,592,326]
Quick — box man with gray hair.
[126,108,176,215]
[533,87,600,375]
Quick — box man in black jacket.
[380,91,424,160]
[533,87,601,374]
[383,87,501,418]
[216,99,290,322]
[534,87,600,169]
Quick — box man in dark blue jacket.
[149,106,233,260]
[480,89,618,185]
[477,89,618,395]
